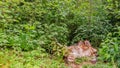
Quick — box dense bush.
[70,22,112,47]
[103,0,120,26]
[99,26,120,67]
[0,0,120,68]
[0,0,115,52]
[0,0,69,51]
[64,0,112,46]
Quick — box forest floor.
[0,47,116,68]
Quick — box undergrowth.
[0,47,115,68]
[0,47,66,68]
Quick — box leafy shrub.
[0,23,68,51]
[66,0,112,46]
[103,0,120,26]
[36,23,68,55]
[70,22,112,47]
[0,0,114,52]
[47,40,67,59]
[0,0,69,51]
[99,26,120,67]
[0,0,119,67]
[36,23,69,45]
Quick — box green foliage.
[75,57,89,64]
[99,26,120,67]
[66,0,112,46]
[36,23,68,45]
[0,0,113,49]
[47,40,67,58]
[71,22,112,46]
[0,0,119,67]
[0,0,69,51]
[103,0,120,25]
[0,47,114,68]
[0,47,67,68]
[83,62,113,68]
